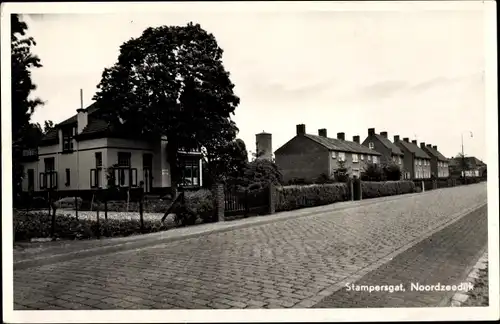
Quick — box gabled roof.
[449,156,486,167]
[40,102,114,144]
[304,134,381,155]
[57,102,100,126]
[396,141,430,159]
[423,146,448,161]
[373,134,403,155]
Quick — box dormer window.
[62,127,75,152]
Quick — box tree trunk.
[166,141,180,198]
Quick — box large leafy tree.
[12,14,43,142]
[93,23,240,194]
[11,14,44,197]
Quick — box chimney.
[380,131,388,138]
[427,144,432,148]
[353,135,360,144]
[296,124,306,136]
[337,132,345,140]
[256,132,272,161]
[411,140,417,145]
[433,145,437,150]
[420,142,426,149]
[394,135,400,142]
[403,137,409,143]
[318,128,327,137]
[76,89,88,134]
[368,128,375,136]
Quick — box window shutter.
[90,169,96,188]
[114,169,120,186]
[131,168,137,187]
[40,173,45,189]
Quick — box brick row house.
[449,156,486,178]
[20,103,203,195]
[394,137,432,179]
[420,143,450,178]
[274,124,382,183]
[362,128,405,175]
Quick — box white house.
[21,103,203,195]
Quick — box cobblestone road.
[14,183,487,310]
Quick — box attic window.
[368,142,375,150]
[62,127,75,152]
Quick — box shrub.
[53,197,83,210]
[362,162,384,181]
[287,178,313,186]
[184,189,215,223]
[383,163,402,181]
[275,183,349,212]
[171,189,215,226]
[314,173,337,184]
[361,181,416,199]
[13,210,171,242]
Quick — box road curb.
[300,202,488,309]
[449,250,488,307]
[14,192,423,270]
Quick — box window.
[368,142,375,150]
[44,157,55,172]
[373,156,378,164]
[360,154,364,161]
[27,169,34,191]
[143,153,153,168]
[331,151,336,159]
[95,152,102,168]
[367,155,372,161]
[181,160,200,186]
[338,152,346,162]
[352,154,359,163]
[62,127,75,152]
[398,157,402,165]
[65,168,70,186]
[118,152,131,167]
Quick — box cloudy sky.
[19,2,489,160]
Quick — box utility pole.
[461,131,473,179]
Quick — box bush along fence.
[13,176,486,242]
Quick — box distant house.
[394,137,432,180]
[362,128,404,170]
[20,103,203,195]
[449,156,486,178]
[420,143,450,178]
[274,124,381,183]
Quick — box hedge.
[13,189,215,241]
[361,181,416,199]
[275,183,350,212]
[13,210,171,242]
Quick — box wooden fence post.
[359,180,363,201]
[139,185,145,233]
[104,190,108,221]
[96,194,101,239]
[421,180,425,192]
[75,195,79,220]
[50,193,56,240]
[350,179,354,201]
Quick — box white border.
[2,1,498,323]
